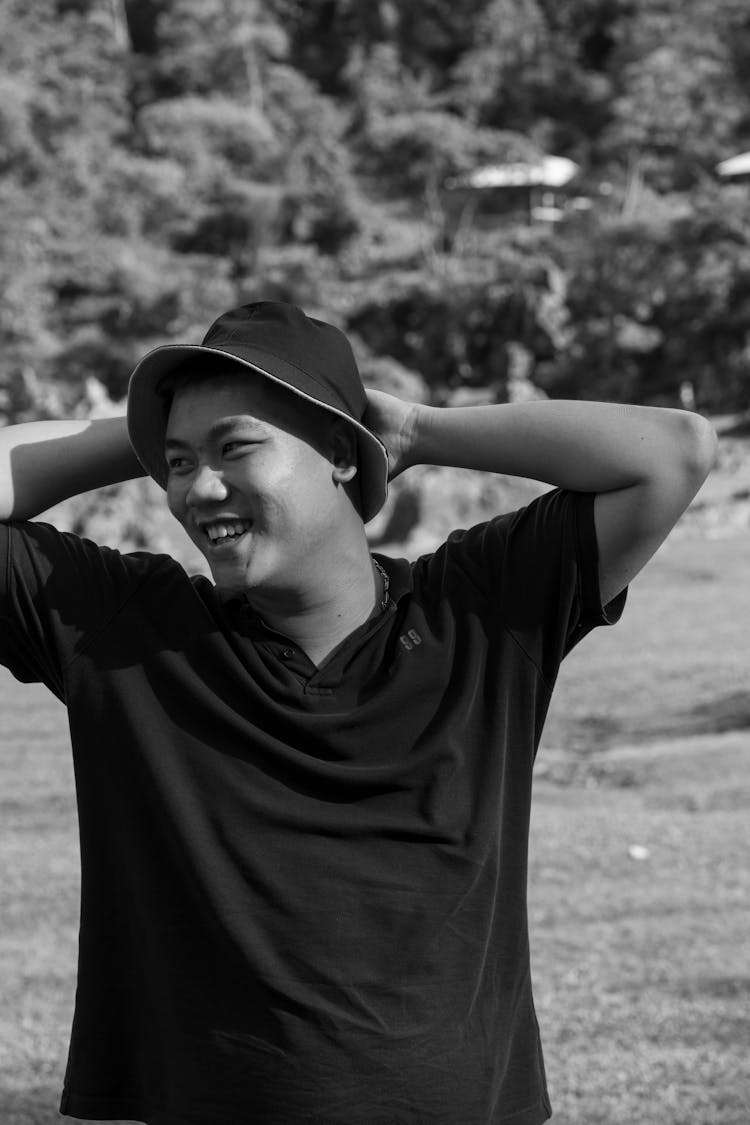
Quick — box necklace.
[372,556,390,612]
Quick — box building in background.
[716,151,750,182]
[443,155,588,228]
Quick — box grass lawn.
[1,529,748,1124]
[530,734,750,1125]
[542,527,750,753]
[529,529,750,1123]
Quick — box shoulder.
[1,517,176,581]
[0,518,192,632]
[407,487,582,598]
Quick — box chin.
[212,576,242,594]
[205,560,250,595]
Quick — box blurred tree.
[0,0,134,416]
[725,2,750,125]
[363,110,537,198]
[391,0,489,78]
[1,0,749,438]
[138,96,280,171]
[269,0,488,96]
[605,0,746,190]
[268,0,381,96]
[130,0,364,260]
[265,65,364,255]
[151,0,288,103]
[543,191,750,409]
[122,0,164,55]
[348,43,536,201]
[346,239,567,401]
[0,72,45,182]
[450,0,631,161]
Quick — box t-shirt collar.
[218,554,414,632]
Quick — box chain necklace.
[371,556,390,612]
[241,559,390,624]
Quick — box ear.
[330,421,358,484]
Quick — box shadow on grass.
[687,690,750,733]
[673,975,750,1000]
[1,1084,61,1125]
[553,689,750,770]
[555,713,625,756]
[0,1086,143,1125]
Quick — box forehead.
[164,370,327,444]
[168,370,291,422]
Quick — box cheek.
[269,449,330,508]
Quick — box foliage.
[0,0,749,429]
[346,242,569,400]
[540,189,750,409]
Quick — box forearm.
[409,399,717,492]
[0,416,147,520]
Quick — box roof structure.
[716,151,750,178]
[447,155,580,190]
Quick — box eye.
[223,440,257,456]
[166,456,191,472]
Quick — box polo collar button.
[281,648,295,660]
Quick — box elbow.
[678,411,718,484]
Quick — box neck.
[243,541,387,666]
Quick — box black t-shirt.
[0,488,625,1125]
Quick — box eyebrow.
[165,417,270,451]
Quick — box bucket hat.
[126,301,389,522]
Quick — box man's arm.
[365,394,718,607]
[0,416,146,521]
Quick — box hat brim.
[126,344,390,523]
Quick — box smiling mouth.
[201,519,254,549]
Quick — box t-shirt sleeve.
[430,488,626,689]
[0,519,168,700]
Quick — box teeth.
[205,520,252,543]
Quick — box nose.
[186,463,230,505]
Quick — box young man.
[0,302,716,1125]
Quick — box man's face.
[164,371,353,597]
